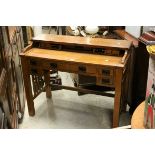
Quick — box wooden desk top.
[131,101,145,129]
[32,34,131,50]
[21,48,124,68]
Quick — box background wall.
[125,26,142,38]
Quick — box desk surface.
[32,34,131,50]
[131,101,145,129]
[22,48,124,68]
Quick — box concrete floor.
[19,72,131,129]
[19,27,131,129]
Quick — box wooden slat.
[51,84,115,97]
[32,34,132,50]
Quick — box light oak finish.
[32,34,131,50]
[113,68,123,127]
[20,56,35,116]
[44,70,52,98]
[24,48,124,67]
[20,34,132,128]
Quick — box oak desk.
[20,34,132,128]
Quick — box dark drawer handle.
[102,69,110,75]
[78,66,86,72]
[31,69,38,74]
[102,78,110,84]
[30,60,37,65]
[50,63,57,68]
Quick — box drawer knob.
[78,66,86,73]
[50,63,57,68]
[102,69,110,76]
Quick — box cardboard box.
[144,45,155,128]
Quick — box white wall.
[125,26,141,38]
[33,26,42,37]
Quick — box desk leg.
[113,68,123,128]
[21,57,35,116]
[44,70,52,98]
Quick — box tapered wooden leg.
[113,68,123,128]
[44,70,52,98]
[21,57,35,116]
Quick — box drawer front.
[29,59,43,75]
[96,76,114,87]
[42,61,78,73]
[43,61,68,72]
[85,65,97,75]
[58,63,68,72]
[41,61,96,75]
[98,67,114,77]
[68,63,97,75]
[29,60,98,76]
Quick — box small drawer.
[68,63,97,75]
[96,76,114,87]
[86,65,97,75]
[98,67,113,77]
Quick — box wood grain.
[32,34,132,50]
[21,56,35,116]
[113,68,123,127]
[22,48,124,68]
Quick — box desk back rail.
[32,34,132,50]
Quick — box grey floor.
[19,27,131,129]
